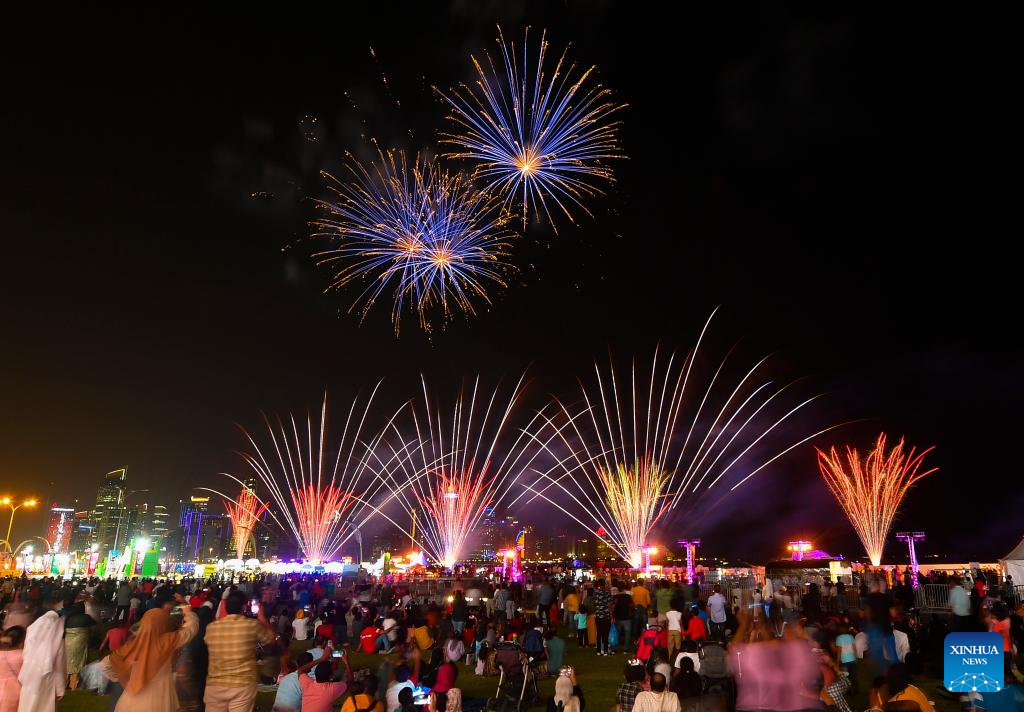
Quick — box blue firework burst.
[313,146,515,334]
[435,25,626,232]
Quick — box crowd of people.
[0,567,1020,712]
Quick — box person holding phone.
[294,644,352,712]
[203,591,276,712]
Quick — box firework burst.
[206,387,408,564]
[312,146,515,335]
[435,25,626,231]
[376,374,544,569]
[816,433,937,566]
[222,485,269,560]
[516,311,842,567]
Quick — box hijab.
[553,676,580,712]
[109,608,179,694]
[18,611,65,678]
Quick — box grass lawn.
[58,629,962,712]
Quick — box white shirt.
[673,651,701,673]
[892,628,910,662]
[292,617,308,641]
[762,580,773,598]
[632,690,681,712]
[382,617,398,642]
[665,610,683,631]
[707,593,728,623]
[854,631,868,659]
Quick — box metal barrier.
[915,584,951,610]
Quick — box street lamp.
[2,497,39,551]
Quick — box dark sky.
[2,3,1021,562]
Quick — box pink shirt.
[730,641,820,712]
[298,674,347,712]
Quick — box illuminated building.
[45,504,75,554]
[147,504,169,542]
[91,468,127,555]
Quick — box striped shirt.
[204,614,276,687]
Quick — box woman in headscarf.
[108,599,198,712]
[63,594,97,690]
[547,670,585,712]
[18,609,67,712]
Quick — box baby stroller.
[486,641,539,712]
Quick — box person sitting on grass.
[340,677,385,712]
[548,668,586,712]
[294,644,352,712]
[545,628,566,676]
[274,652,312,712]
[615,661,645,712]
[669,657,702,712]
[882,663,931,711]
[632,672,679,712]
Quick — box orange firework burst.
[223,486,269,559]
[416,469,498,569]
[816,433,937,566]
[375,374,543,569]
[289,484,360,564]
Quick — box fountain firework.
[222,485,268,560]
[817,433,937,566]
[517,311,842,567]
[376,374,544,569]
[207,386,408,564]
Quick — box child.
[575,605,588,647]
[834,623,858,693]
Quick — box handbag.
[608,622,620,647]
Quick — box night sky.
[2,3,1020,562]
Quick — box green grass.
[58,630,961,712]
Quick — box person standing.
[108,601,199,712]
[17,610,66,712]
[949,576,972,631]
[574,606,588,647]
[115,582,133,623]
[591,580,612,656]
[451,591,468,635]
[203,591,276,712]
[706,585,728,642]
[613,588,634,655]
[62,596,96,691]
[664,603,683,661]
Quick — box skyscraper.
[92,468,126,555]
[177,496,209,528]
[148,504,169,542]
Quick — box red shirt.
[360,626,379,654]
[107,626,130,652]
[686,616,706,640]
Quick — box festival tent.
[999,537,1024,584]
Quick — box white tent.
[999,537,1024,585]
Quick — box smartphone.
[332,649,343,658]
[250,599,260,615]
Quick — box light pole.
[896,532,925,589]
[2,497,39,552]
[112,489,149,554]
[678,539,701,584]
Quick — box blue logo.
[944,632,1003,692]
